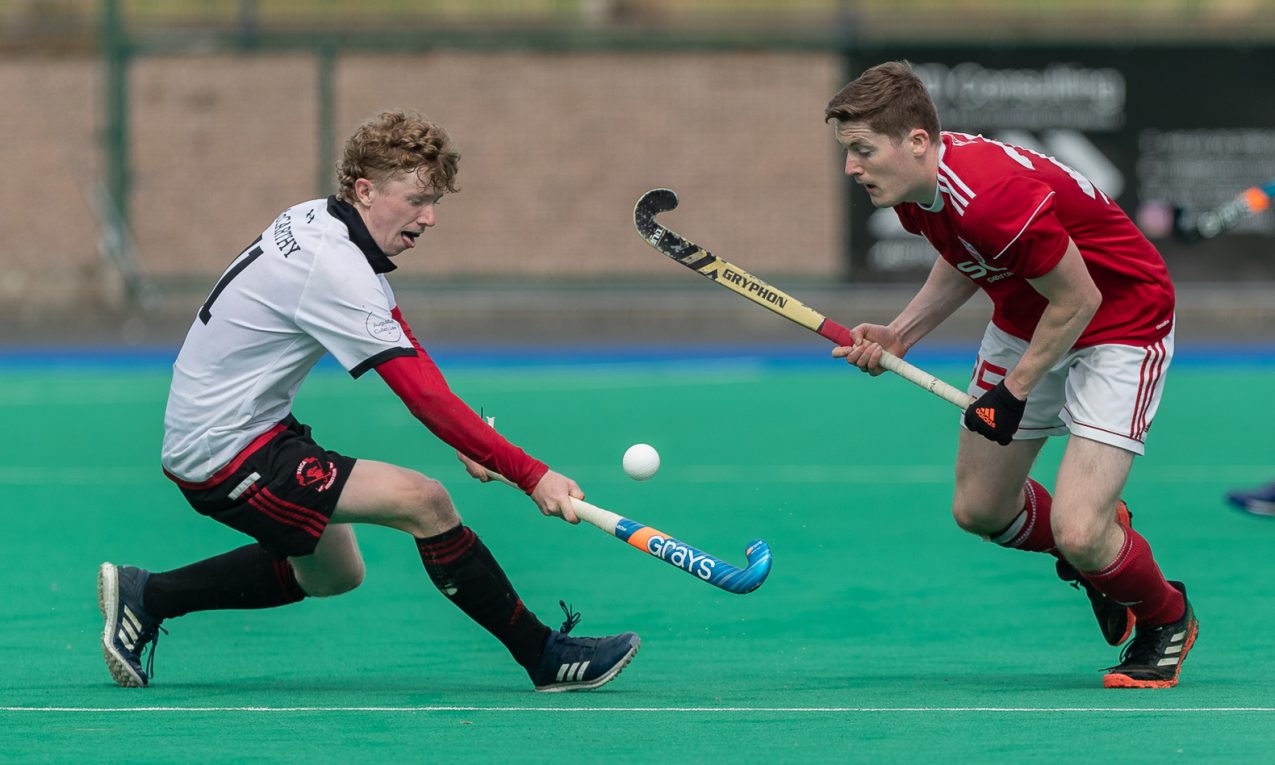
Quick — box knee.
[393,473,460,536]
[1052,519,1108,565]
[302,558,365,598]
[951,496,1004,536]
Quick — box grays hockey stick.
[480,417,771,595]
[634,188,974,409]
[486,473,772,594]
[1173,179,1275,243]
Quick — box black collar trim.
[326,196,397,274]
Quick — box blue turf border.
[3,343,1275,369]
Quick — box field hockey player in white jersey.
[97,111,639,693]
[826,61,1196,688]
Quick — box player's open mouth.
[401,231,421,248]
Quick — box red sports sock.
[1082,528,1185,625]
[989,478,1058,555]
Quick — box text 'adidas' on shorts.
[170,416,356,557]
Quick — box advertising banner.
[844,45,1275,282]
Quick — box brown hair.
[336,111,460,202]
[824,61,940,142]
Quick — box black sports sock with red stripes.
[142,544,306,620]
[416,525,551,670]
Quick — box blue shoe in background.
[1225,481,1275,517]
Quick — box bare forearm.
[889,258,979,350]
[1004,299,1097,397]
[1006,242,1102,397]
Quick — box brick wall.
[2,50,846,331]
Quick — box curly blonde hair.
[336,111,460,202]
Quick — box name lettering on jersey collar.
[326,196,397,274]
[272,211,301,257]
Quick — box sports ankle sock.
[989,478,1058,555]
[416,525,551,669]
[143,544,306,619]
[1082,528,1185,625]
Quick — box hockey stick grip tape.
[817,319,975,410]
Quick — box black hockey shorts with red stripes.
[174,417,356,558]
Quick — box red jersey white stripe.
[897,133,1174,348]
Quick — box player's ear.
[907,128,930,157]
[353,177,376,205]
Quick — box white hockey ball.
[622,443,660,481]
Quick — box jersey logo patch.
[959,237,1009,269]
[955,237,1012,282]
[366,313,403,342]
[296,457,338,492]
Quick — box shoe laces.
[557,600,581,636]
[140,624,168,680]
[1109,622,1170,670]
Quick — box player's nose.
[418,204,436,227]
[844,154,862,176]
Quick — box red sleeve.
[375,308,549,494]
[394,306,428,357]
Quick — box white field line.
[3,706,1275,714]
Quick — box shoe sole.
[98,562,146,688]
[534,636,640,693]
[1230,499,1275,517]
[1115,501,1131,529]
[1102,618,1199,689]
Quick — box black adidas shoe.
[1103,581,1198,689]
[528,602,639,693]
[1057,559,1136,646]
[1056,501,1136,646]
[98,562,165,688]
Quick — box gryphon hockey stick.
[485,469,771,595]
[1173,179,1275,243]
[634,188,974,409]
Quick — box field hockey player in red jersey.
[827,61,1196,688]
